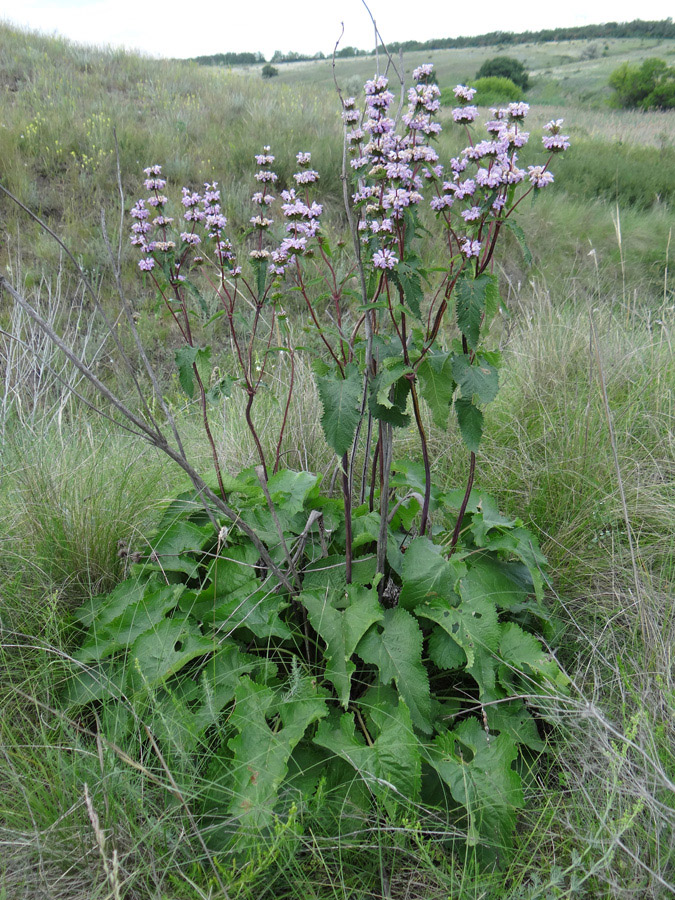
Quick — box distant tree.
[476,56,529,90]
[262,64,279,79]
[609,57,675,109]
[581,42,600,60]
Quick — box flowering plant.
[64,64,570,866]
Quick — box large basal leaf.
[476,529,547,600]
[468,495,517,545]
[416,352,455,430]
[485,698,544,752]
[459,553,528,612]
[315,363,363,457]
[227,676,329,831]
[313,700,421,807]
[213,582,291,641]
[399,536,463,611]
[73,577,149,629]
[301,585,383,707]
[357,608,433,734]
[451,354,499,405]
[428,626,466,671]
[455,273,499,350]
[63,657,126,709]
[184,542,261,617]
[128,617,214,693]
[182,541,291,641]
[75,583,184,663]
[302,554,377,593]
[145,519,215,577]
[498,622,569,692]
[416,593,500,699]
[175,642,266,732]
[429,716,523,853]
[266,470,320,516]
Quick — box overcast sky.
[1,0,672,60]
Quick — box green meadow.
[0,20,673,900]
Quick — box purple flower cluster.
[129,165,239,280]
[339,66,569,273]
[271,151,323,275]
[130,146,326,286]
[542,118,570,152]
[346,66,444,272]
[428,96,568,260]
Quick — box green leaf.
[416,593,500,698]
[399,536,462,611]
[469,495,517,545]
[375,361,413,410]
[476,528,548,600]
[455,397,484,454]
[390,458,443,513]
[485,698,544,752]
[227,676,329,831]
[128,617,214,692]
[73,577,150,628]
[416,352,455,430]
[183,278,211,317]
[499,622,569,690]
[63,658,126,709]
[313,700,421,807]
[75,583,183,663]
[357,608,433,734]
[206,375,234,404]
[451,354,499,404]
[394,266,423,319]
[185,543,290,640]
[428,626,466,670]
[267,470,320,516]
[429,716,523,851]
[175,346,211,399]
[302,554,377,593]
[217,585,291,640]
[145,520,214,577]
[175,642,261,731]
[250,256,269,297]
[460,553,531,612]
[302,585,384,707]
[315,364,363,457]
[455,273,497,350]
[368,370,411,427]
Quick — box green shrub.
[476,56,529,90]
[471,76,522,107]
[608,57,675,109]
[262,63,279,79]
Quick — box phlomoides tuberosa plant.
[2,63,571,866]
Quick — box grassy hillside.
[245,37,675,105]
[0,22,674,900]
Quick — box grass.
[0,20,674,900]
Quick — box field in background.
[0,21,674,900]
[236,37,675,104]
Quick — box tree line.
[189,19,674,67]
